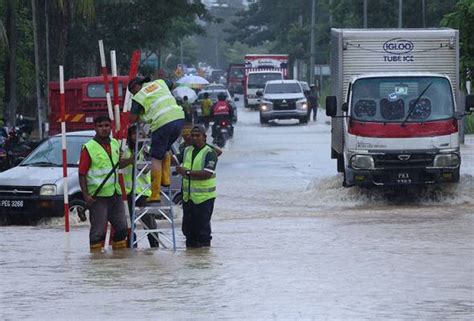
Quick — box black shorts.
[150,119,185,160]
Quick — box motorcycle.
[4,126,33,168]
[213,119,233,148]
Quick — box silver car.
[0,131,181,225]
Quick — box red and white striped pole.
[60,66,70,233]
[99,40,114,126]
[110,51,131,236]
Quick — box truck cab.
[244,70,283,109]
[327,73,461,186]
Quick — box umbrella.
[172,87,197,103]
[177,75,209,89]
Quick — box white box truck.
[326,28,473,187]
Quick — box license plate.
[0,200,25,208]
[396,172,412,184]
[221,129,228,132]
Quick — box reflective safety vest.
[201,99,213,116]
[132,79,184,132]
[213,101,230,115]
[84,138,122,197]
[122,148,151,197]
[182,145,217,204]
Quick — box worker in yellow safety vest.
[78,115,129,252]
[176,125,218,248]
[128,77,185,203]
[121,125,159,248]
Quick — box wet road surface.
[1,100,473,319]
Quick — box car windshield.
[265,83,302,94]
[248,73,282,89]
[21,135,91,167]
[350,76,454,123]
[198,91,229,101]
[229,67,244,78]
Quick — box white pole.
[99,40,114,121]
[110,50,120,131]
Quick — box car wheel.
[69,199,89,223]
[172,192,182,205]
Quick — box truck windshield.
[248,73,283,89]
[265,83,302,94]
[350,77,454,123]
[22,136,91,167]
[88,84,123,98]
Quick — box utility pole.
[180,40,184,65]
[32,0,43,138]
[398,0,403,28]
[363,0,367,28]
[309,0,316,85]
[422,0,426,28]
[329,0,333,27]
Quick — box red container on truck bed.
[48,76,129,135]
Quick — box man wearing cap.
[176,125,218,248]
[79,115,129,252]
[128,77,185,203]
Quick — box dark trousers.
[127,196,159,248]
[182,198,215,248]
[89,194,128,245]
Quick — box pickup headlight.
[433,154,460,168]
[350,155,375,169]
[260,101,273,111]
[296,99,308,109]
[40,184,57,196]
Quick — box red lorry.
[48,76,129,135]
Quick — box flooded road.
[1,100,473,319]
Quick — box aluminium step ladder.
[129,124,178,250]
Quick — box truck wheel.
[259,114,268,125]
[244,98,249,109]
[337,154,345,173]
[69,199,89,223]
[299,116,308,124]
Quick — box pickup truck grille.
[271,99,297,111]
[373,153,434,169]
[0,186,38,196]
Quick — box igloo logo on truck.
[383,38,414,62]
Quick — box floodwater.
[1,98,473,320]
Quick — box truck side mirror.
[465,95,474,113]
[256,91,263,97]
[342,102,348,112]
[326,96,337,117]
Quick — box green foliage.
[0,0,211,123]
[465,114,474,134]
[441,0,474,89]
[227,0,458,64]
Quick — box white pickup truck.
[258,79,309,125]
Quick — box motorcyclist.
[211,92,234,140]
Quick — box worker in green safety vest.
[78,115,129,252]
[176,125,218,248]
[128,76,185,204]
[121,125,159,248]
